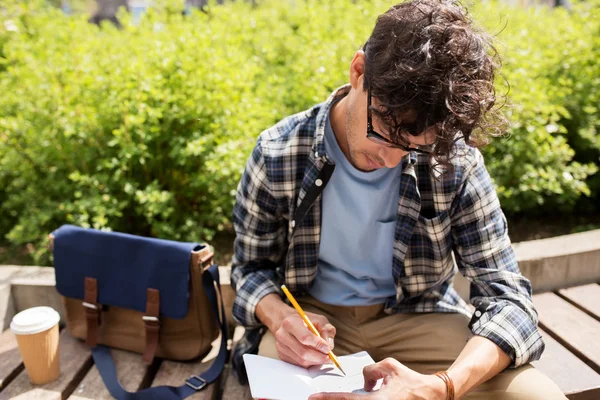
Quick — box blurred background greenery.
[0,0,598,265]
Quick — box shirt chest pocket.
[406,210,453,270]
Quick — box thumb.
[362,361,397,392]
[319,323,336,350]
[309,314,336,350]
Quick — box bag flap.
[52,224,204,319]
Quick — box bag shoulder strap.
[91,263,228,400]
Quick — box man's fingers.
[275,312,337,367]
[363,358,402,391]
[363,358,403,377]
[276,336,327,368]
[276,340,308,367]
[307,312,337,350]
[276,329,329,366]
[319,323,337,350]
[283,316,331,354]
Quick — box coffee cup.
[10,306,61,385]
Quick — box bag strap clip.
[185,375,207,391]
[82,302,98,310]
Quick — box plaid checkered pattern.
[230,85,544,380]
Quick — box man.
[230,0,565,398]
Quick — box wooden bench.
[531,284,600,400]
[0,329,225,400]
[1,278,599,399]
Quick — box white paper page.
[243,354,316,400]
[244,351,383,399]
[307,351,382,394]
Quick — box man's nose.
[378,146,405,168]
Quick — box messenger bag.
[51,224,228,399]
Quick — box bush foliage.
[0,0,598,262]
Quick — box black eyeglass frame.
[366,87,434,154]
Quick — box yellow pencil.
[281,285,346,376]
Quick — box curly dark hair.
[363,0,506,172]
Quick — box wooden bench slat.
[221,326,252,400]
[534,292,600,373]
[0,331,92,400]
[68,348,153,400]
[221,363,252,400]
[559,284,600,321]
[0,329,23,391]
[533,330,600,399]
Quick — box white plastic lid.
[10,306,60,335]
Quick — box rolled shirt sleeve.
[230,137,286,328]
[451,151,545,367]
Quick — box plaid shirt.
[230,85,544,381]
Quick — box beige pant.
[258,295,566,400]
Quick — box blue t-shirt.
[307,110,401,306]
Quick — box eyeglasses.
[366,87,434,154]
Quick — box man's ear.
[349,50,366,90]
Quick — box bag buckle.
[185,375,207,391]
[82,301,98,310]
[142,316,159,323]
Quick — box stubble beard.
[345,106,377,173]
[345,107,363,171]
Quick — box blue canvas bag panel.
[53,224,200,319]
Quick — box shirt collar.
[313,85,351,164]
[313,84,419,174]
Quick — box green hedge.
[474,1,600,212]
[0,0,598,262]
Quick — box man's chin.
[363,153,385,171]
[348,154,374,172]
[352,162,378,173]
[357,166,376,173]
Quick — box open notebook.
[243,351,382,400]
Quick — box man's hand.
[256,293,336,368]
[275,310,336,367]
[308,358,446,400]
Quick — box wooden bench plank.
[533,330,600,399]
[0,329,23,391]
[0,331,92,400]
[558,284,600,321]
[221,326,252,400]
[221,366,252,400]
[534,292,600,373]
[68,348,154,400]
[149,335,225,399]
